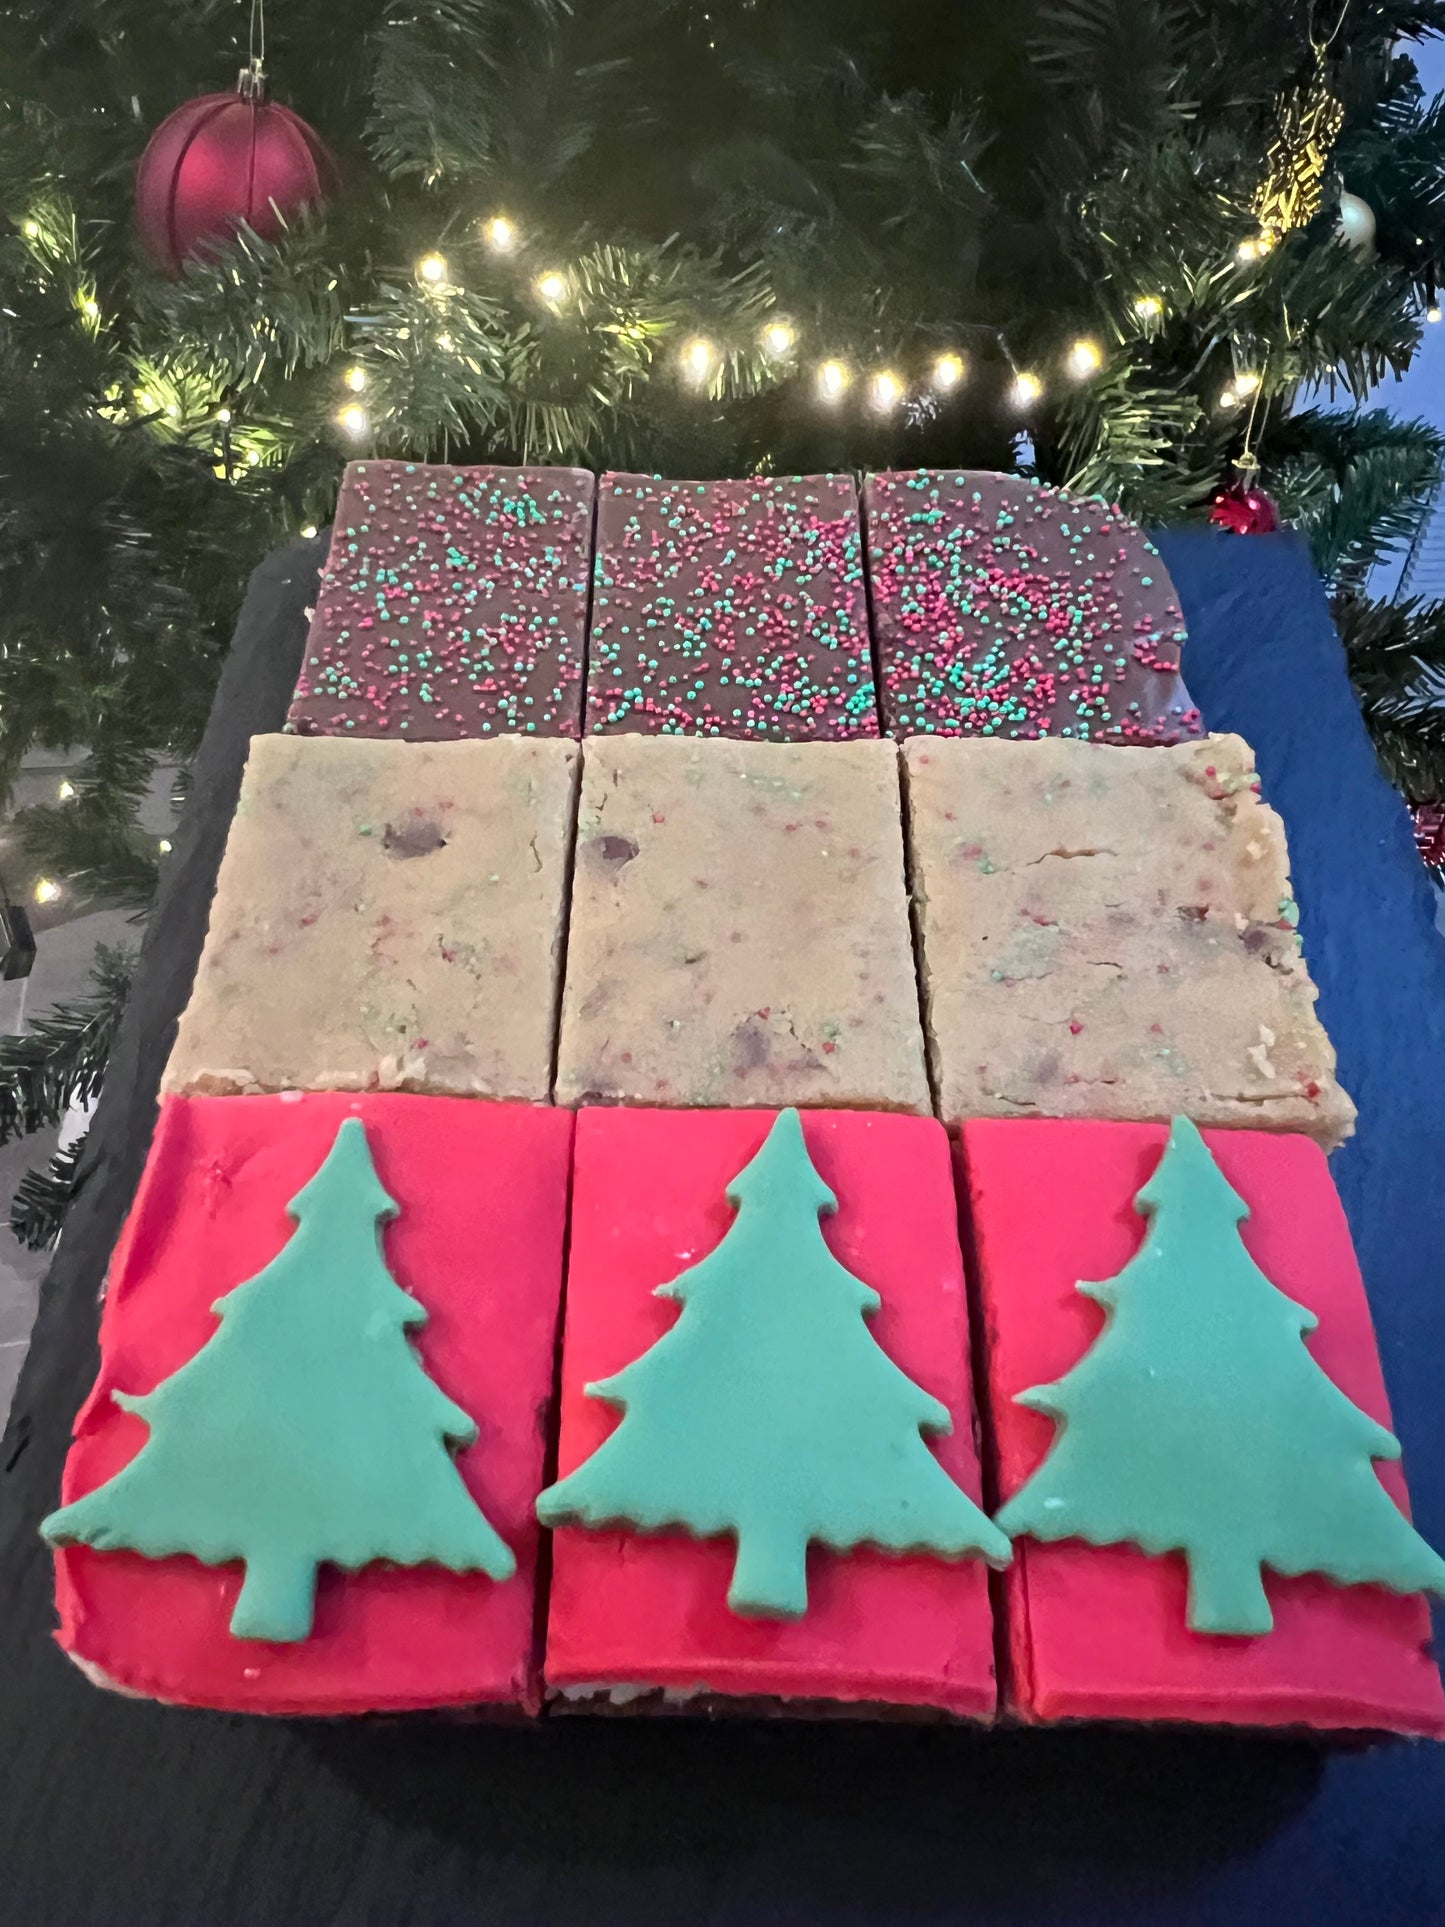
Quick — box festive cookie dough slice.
[586,473,878,739]
[540,1107,1005,1717]
[556,735,929,1111]
[864,469,1199,743]
[163,732,576,1100]
[288,461,595,740]
[963,1116,1445,1736]
[43,1093,572,1715]
[903,732,1355,1147]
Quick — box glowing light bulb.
[817,359,851,401]
[763,321,795,355]
[158,838,173,855]
[1011,371,1042,408]
[416,251,449,287]
[33,878,61,905]
[300,524,318,539]
[1429,305,1443,324]
[57,780,75,802]
[682,337,716,382]
[1067,338,1102,377]
[1219,388,1240,410]
[437,333,454,351]
[484,215,516,252]
[22,218,39,239]
[246,448,260,466]
[1236,237,1261,263]
[80,296,99,319]
[536,270,566,304]
[1133,294,1163,319]
[337,402,369,438]
[870,369,903,411]
[217,407,232,424]
[135,389,154,410]
[932,352,965,392]
[1234,370,1261,396]
[344,365,367,392]
[165,403,180,418]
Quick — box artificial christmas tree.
[42,1115,516,1642]
[995,1116,1445,1636]
[537,1106,1010,1618]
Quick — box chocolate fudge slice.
[164,733,577,1100]
[903,733,1355,1146]
[865,470,1199,743]
[556,736,928,1111]
[289,462,595,739]
[586,473,878,740]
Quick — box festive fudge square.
[45,1093,573,1715]
[555,735,929,1111]
[962,1117,1445,1736]
[904,732,1355,1147]
[163,732,577,1100]
[288,461,595,739]
[542,1107,1001,1717]
[586,472,878,739]
[864,470,1198,743]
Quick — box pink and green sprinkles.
[586,473,879,740]
[288,462,594,740]
[865,471,1197,744]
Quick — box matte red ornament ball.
[1209,478,1282,537]
[1412,803,1445,868]
[136,74,332,275]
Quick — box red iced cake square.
[543,1107,1000,1717]
[47,1092,572,1716]
[961,1117,1445,1736]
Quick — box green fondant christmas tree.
[43,1117,515,1642]
[995,1116,1445,1635]
[536,1108,1011,1618]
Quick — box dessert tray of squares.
[42,464,1445,1738]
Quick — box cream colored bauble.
[1336,189,1377,257]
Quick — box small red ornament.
[136,65,332,275]
[1411,803,1445,868]
[1209,475,1283,537]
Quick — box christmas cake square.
[288,461,595,740]
[555,735,930,1111]
[43,1092,573,1716]
[540,1106,1006,1717]
[586,472,878,739]
[863,469,1199,743]
[962,1116,1445,1736]
[903,732,1355,1147]
[163,732,577,1100]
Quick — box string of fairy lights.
[328,217,1119,444]
[329,208,1445,448]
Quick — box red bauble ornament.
[1411,803,1445,868]
[1209,476,1282,537]
[136,67,332,275]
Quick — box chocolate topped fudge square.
[289,462,595,740]
[865,470,1198,744]
[587,473,878,740]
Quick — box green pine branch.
[9,1130,86,1251]
[1335,595,1445,802]
[0,942,133,1149]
